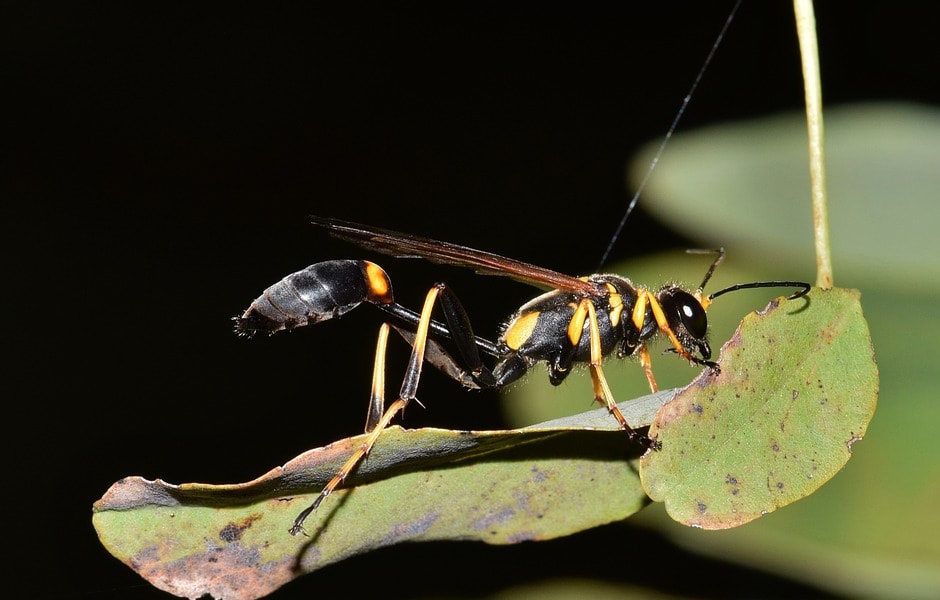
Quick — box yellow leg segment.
[637,345,659,393]
[364,323,391,433]
[290,287,441,536]
[579,299,638,437]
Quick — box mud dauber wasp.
[235,215,810,535]
[233,2,812,536]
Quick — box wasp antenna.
[685,248,726,291]
[596,1,743,270]
[707,280,811,302]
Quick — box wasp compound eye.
[662,288,708,340]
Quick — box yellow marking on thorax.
[567,302,589,346]
[632,289,650,330]
[605,283,624,327]
[504,311,540,350]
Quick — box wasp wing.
[311,215,597,294]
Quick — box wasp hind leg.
[290,284,463,535]
[289,322,402,535]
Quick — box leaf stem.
[793,0,833,288]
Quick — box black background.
[8,3,937,599]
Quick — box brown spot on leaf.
[219,514,261,543]
[756,298,781,316]
[133,540,294,600]
[846,434,863,452]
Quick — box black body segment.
[234,259,394,335]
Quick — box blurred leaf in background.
[504,102,940,599]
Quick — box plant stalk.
[793,0,833,289]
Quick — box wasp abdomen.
[234,260,394,335]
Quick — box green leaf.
[622,103,938,597]
[93,288,879,599]
[93,392,669,600]
[632,102,940,292]
[639,287,877,528]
